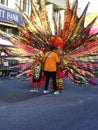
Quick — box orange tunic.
[43,51,60,72]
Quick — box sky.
[70,0,98,13]
[80,0,98,13]
[69,0,98,33]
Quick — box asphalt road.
[0,77,44,106]
[0,77,98,130]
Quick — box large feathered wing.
[0,0,98,84]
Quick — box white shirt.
[3,61,9,67]
[1,52,7,56]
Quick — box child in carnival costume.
[30,52,44,92]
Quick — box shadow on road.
[0,77,44,104]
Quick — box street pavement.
[0,77,98,130]
[0,77,44,106]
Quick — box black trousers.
[44,71,57,92]
[2,70,10,77]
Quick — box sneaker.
[54,91,60,95]
[43,90,49,94]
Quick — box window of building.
[0,0,8,6]
[23,0,27,12]
[0,25,18,35]
[0,0,5,4]
[23,0,31,15]
[6,0,8,6]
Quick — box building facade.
[0,0,65,35]
[0,0,30,35]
